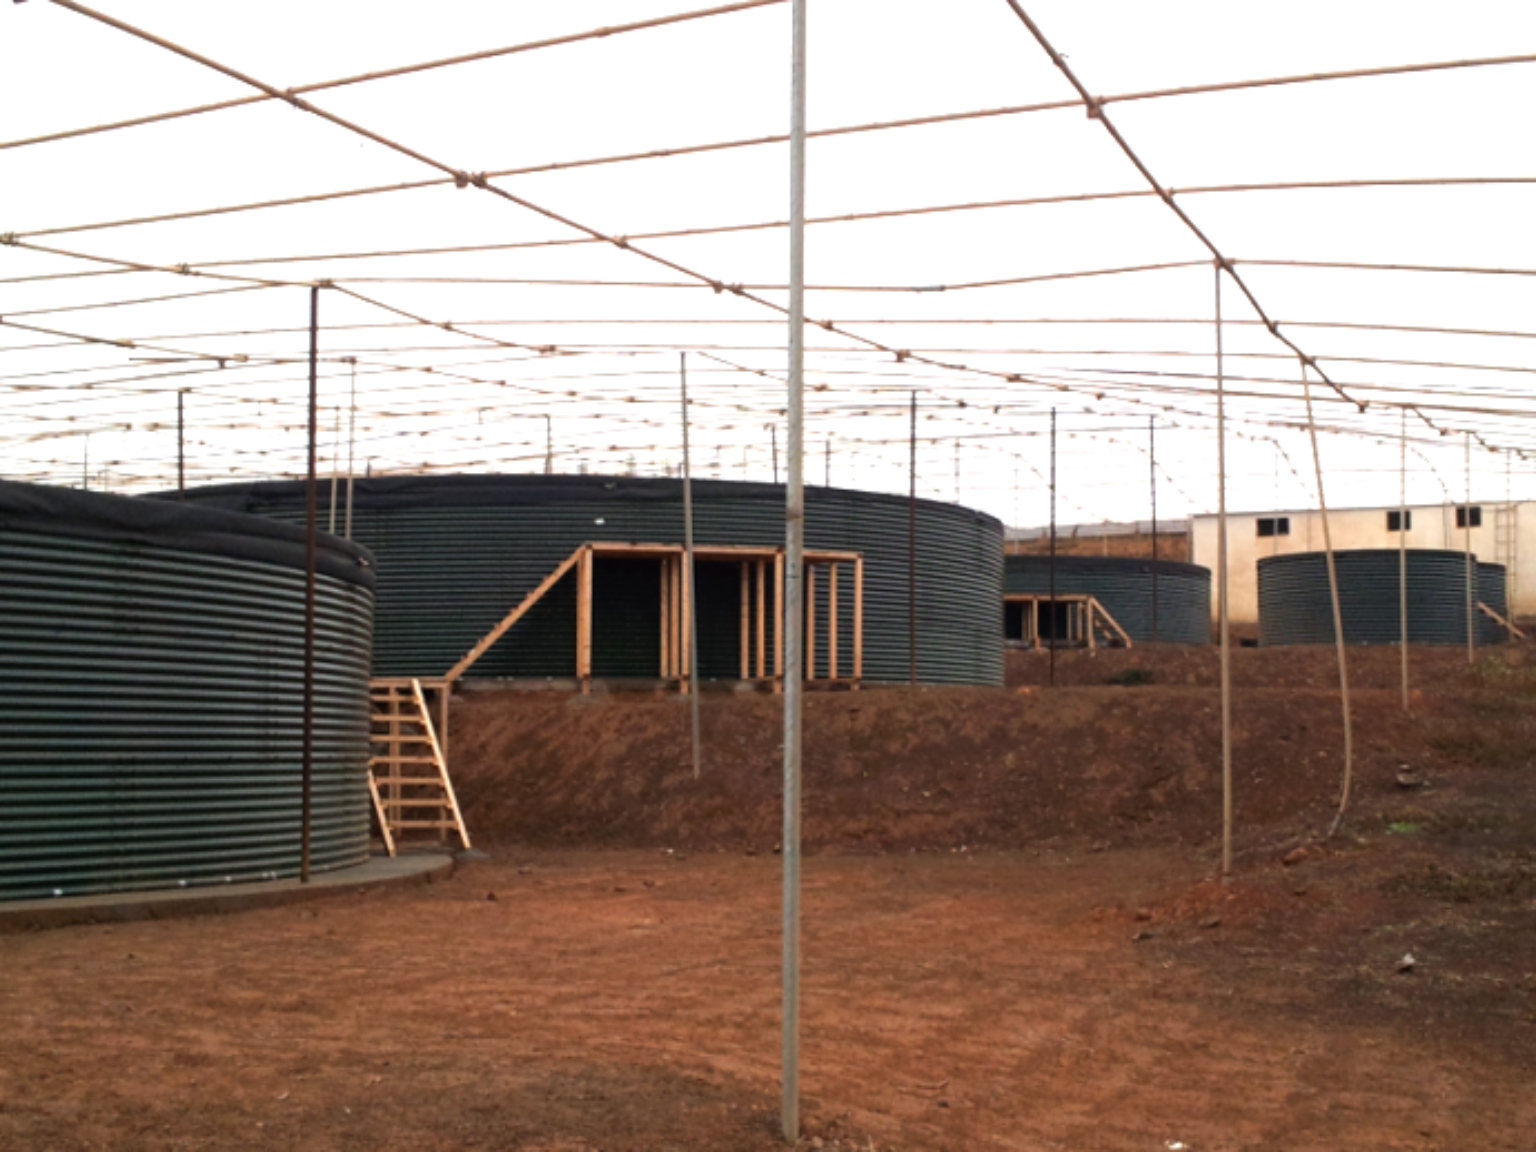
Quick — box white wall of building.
[1188,502,1528,624]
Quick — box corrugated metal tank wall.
[173,475,1003,687]
[1258,549,1500,646]
[1002,555,1212,644]
[0,481,376,901]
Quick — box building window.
[1456,505,1482,529]
[1257,516,1290,538]
[1387,510,1413,532]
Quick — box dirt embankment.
[448,645,1520,855]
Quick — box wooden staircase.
[368,678,471,855]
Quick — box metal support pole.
[954,437,961,503]
[1400,407,1409,711]
[1465,431,1475,666]
[1149,415,1158,642]
[781,0,808,1139]
[328,401,341,535]
[1304,362,1354,838]
[908,390,917,687]
[544,413,553,475]
[1049,407,1057,687]
[301,285,320,884]
[344,357,357,540]
[681,353,702,781]
[176,390,185,499]
[1215,264,1233,881]
[82,434,89,491]
[772,424,780,485]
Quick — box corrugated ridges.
[0,508,374,901]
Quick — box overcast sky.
[3,1,1535,527]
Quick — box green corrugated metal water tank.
[0,480,376,901]
[173,474,1003,687]
[1258,548,1502,646]
[1003,555,1211,644]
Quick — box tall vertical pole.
[344,357,357,540]
[176,390,186,499]
[1506,449,1517,641]
[1400,407,1409,710]
[954,437,961,503]
[681,353,702,781]
[1215,264,1233,882]
[1149,415,1159,642]
[908,390,917,687]
[781,0,808,1139]
[328,402,342,535]
[772,424,780,485]
[1465,431,1475,665]
[1303,361,1353,838]
[1049,407,1057,687]
[825,432,831,487]
[301,285,320,885]
[544,414,553,475]
[83,434,89,491]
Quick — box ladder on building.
[367,678,471,855]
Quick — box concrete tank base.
[0,852,453,934]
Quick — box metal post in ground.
[1465,431,1475,666]
[1149,415,1158,642]
[1215,263,1233,882]
[544,414,553,475]
[680,353,702,781]
[344,357,357,540]
[1302,360,1354,838]
[177,390,185,498]
[1400,407,1409,711]
[328,401,341,535]
[908,390,917,688]
[781,0,808,1138]
[1049,407,1057,687]
[301,285,320,885]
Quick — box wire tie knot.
[0,233,15,246]
[728,284,744,296]
[894,351,908,363]
[820,320,835,332]
[709,281,724,294]
[175,263,192,275]
[1085,97,1104,119]
[453,171,471,189]
[614,235,630,249]
[470,172,489,189]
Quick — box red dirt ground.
[2,645,1533,1150]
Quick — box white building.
[1188,501,1525,625]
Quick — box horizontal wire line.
[4,0,786,153]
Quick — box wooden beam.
[828,562,839,681]
[659,554,670,677]
[443,547,583,682]
[671,556,683,682]
[1477,600,1527,640]
[756,559,767,680]
[852,557,864,689]
[577,545,594,694]
[680,553,692,694]
[774,550,784,693]
[740,561,750,680]
[806,564,817,683]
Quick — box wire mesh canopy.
[3,0,1535,527]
